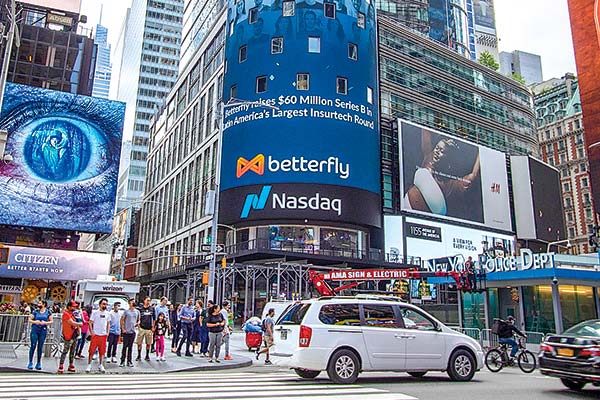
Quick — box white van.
[272,296,484,384]
[261,300,295,322]
[75,278,140,312]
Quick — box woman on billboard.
[404,128,481,220]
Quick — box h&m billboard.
[567,0,600,209]
[220,0,380,228]
[399,120,512,232]
[0,83,125,233]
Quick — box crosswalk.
[0,371,417,400]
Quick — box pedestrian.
[86,298,110,373]
[153,297,170,354]
[107,302,121,363]
[191,300,203,353]
[58,301,83,373]
[27,300,53,370]
[220,300,233,360]
[136,296,155,361]
[176,297,196,357]
[154,313,168,361]
[256,308,275,365]
[200,300,213,356]
[170,303,181,352]
[206,304,225,363]
[75,305,90,359]
[120,298,139,367]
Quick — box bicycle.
[485,336,536,373]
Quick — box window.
[296,73,309,90]
[562,168,569,178]
[569,227,575,238]
[336,76,348,95]
[324,2,336,18]
[229,20,235,36]
[249,7,259,23]
[230,84,237,99]
[319,304,360,325]
[271,37,284,54]
[584,193,591,204]
[580,163,587,172]
[308,36,320,53]
[578,148,585,159]
[238,45,247,62]
[279,303,312,324]
[583,177,589,187]
[565,198,572,208]
[362,305,398,328]
[348,42,358,60]
[400,307,436,331]
[563,182,570,192]
[357,12,366,28]
[366,86,373,104]
[256,75,267,93]
[282,0,295,16]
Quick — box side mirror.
[435,323,443,332]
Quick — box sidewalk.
[0,333,252,374]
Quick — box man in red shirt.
[58,301,83,373]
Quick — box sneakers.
[57,364,64,374]
[176,351,181,357]
[135,355,141,361]
[160,356,166,361]
[224,355,233,361]
[106,358,111,363]
[92,354,98,361]
[67,365,76,373]
[265,360,273,365]
[208,358,214,363]
[35,363,42,371]
[145,355,150,361]
[119,361,125,367]
[85,364,92,373]
[184,353,193,357]
[127,361,134,367]
[255,350,260,360]
[215,359,221,363]
[27,362,33,370]
[111,357,117,363]
[99,365,106,373]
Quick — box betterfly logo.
[237,154,349,179]
[240,186,342,218]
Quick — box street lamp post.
[206,98,278,302]
[546,239,571,254]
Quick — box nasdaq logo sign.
[240,186,271,218]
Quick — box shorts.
[136,328,154,345]
[263,335,274,348]
[89,335,107,357]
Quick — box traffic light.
[589,225,599,250]
[202,271,209,285]
[221,257,227,269]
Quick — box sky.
[78,0,578,83]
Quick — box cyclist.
[498,316,527,360]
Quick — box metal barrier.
[453,327,548,353]
[0,313,63,357]
[449,326,482,342]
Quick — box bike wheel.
[517,350,536,373]
[485,349,504,372]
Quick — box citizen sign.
[484,249,556,273]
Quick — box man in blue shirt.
[155,297,171,331]
[107,302,121,364]
[176,297,196,357]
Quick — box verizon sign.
[19,0,81,14]
[322,269,410,281]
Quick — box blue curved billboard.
[221,0,380,228]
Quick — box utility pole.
[0,0,18,113]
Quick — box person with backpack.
[58,301,83,373]
[496,316,527,359]
[256,308,275,365]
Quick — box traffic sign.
[200,244,225,253]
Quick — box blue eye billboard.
[220,0,381,228]
[0,83,125,233]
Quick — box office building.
[111,0,184,205]
[533,74,594,254]
[499,50,543,85]
[92,23,111,99]
[0,0,96,96]
[180,0,226,71]
[472,0,498,60]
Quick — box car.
[271,296,484,384]
[539,319,600,391]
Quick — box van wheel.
[327,349,360,384]
[294,368,321,379]
[447,349,476,381]
[408,371,427,378]
[561,379,586,391]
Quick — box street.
[0,364,597,400]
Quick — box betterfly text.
[240,186,342,218]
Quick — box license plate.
[557,348,574,357]
[281,330,288,340]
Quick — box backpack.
[261,318,268,332]
[491,319,506,335]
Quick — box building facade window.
[367,86,373,104]
[282,0,295,16]
[238,45,247,62]
[249,7,259,23]
[296,73,309,90]
[324,2,336,18]
[230,84,237,99]
[308,36,320,53]
[582,177,589,187]
[348,42,358,60]
[336,76,347,95]
[357,12,365,28]
[256,75,267,93]
[271,37,284,54]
